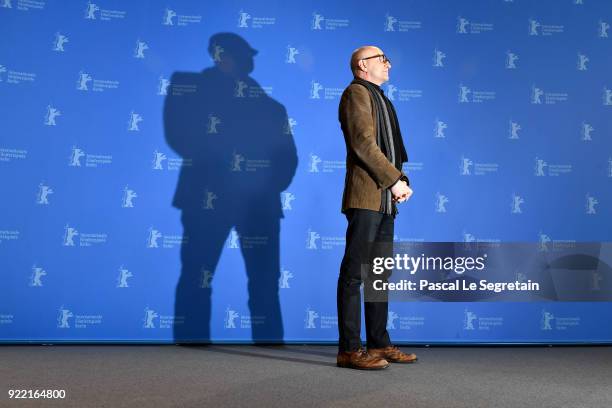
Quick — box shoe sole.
[336,362,390,370]
[388,358,418,364]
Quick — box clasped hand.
[390,180,412,203]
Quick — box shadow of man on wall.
[164,33,298,343]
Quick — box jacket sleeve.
[339,85,402,189]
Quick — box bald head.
[350,46,382,74]
[350,45,391,85]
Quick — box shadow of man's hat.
[208,32,258,57]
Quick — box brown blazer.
[338,83,408,213]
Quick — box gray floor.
[1,345,611,408]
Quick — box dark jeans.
[337,208,394,352]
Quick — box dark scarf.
[351,77,408,215]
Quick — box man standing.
[336,46,417,370]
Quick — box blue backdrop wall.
[1,0,611,343]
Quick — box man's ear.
[359,60,367,72]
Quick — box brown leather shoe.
[368,345,418,363]
[337,348,389,370]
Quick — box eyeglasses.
[361,54,391,65]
